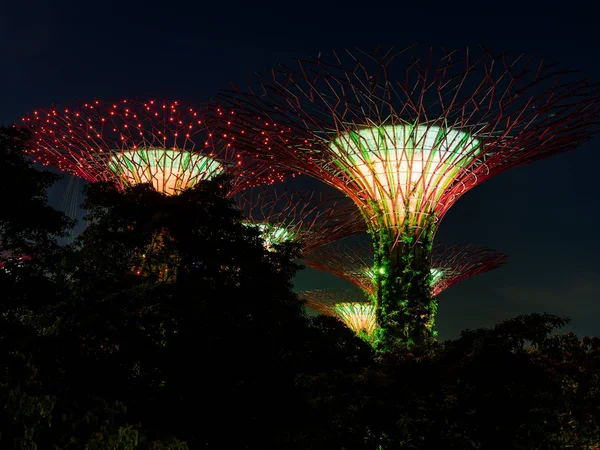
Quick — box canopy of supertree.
[21,99,289,196]
[298,288,376,338]
[235,187,365,253]
[209,46,600,348]
[303,240,508,299]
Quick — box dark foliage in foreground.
[1,126,599,449]
[291,315,600,449]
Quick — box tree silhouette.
[54,176,315,446]
[289,314,600,449]
[2,124,598,449]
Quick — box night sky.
[2,0,599,340]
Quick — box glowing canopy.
[108,148,225,195]
[299,289,376,337]
[330,123,482,229]
[334,302,376,336]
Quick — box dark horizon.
[2,0,599,340]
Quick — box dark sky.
[2,0,599,340]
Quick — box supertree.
[209,46,600,348]
[20,99,298,282]
[299,288,376,338]
[20,99,289,196]
[303,241,508,333]
[235,187,365,253]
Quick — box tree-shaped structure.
[20,99,296,283]
[209,47,600,347]
[21,99,287,196]
[235,188,365,253]
[303,241,508,298]
[299,288,376,338]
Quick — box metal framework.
[21,99,290,196]
[303,240,376,294]
[208,46,600,346]
[210,47,600,234]
[235,188,365,253]
[303,240,508,296]
[431,243,509,295]
[299,288,376,336]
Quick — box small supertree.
[303,240,508,297]
[21,99,288,196]
[209,47,600,348]
[299,288,376,339]
[235,188,365,253]
[303,240,507,336]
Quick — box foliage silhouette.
[1,126,599,449]
[289,315,600,449]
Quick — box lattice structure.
[209,46,600,346]
[299,288,376,336]
[303,241,508,296]
[303,240,376,294]
[431,243,509,295]
[21,99,289,196]
[211,48,600,234]
[235,187,365,253]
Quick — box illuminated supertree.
[303,240,508,297]
[21,99,288,196]
[235,188,365,253]
[210,47,600,347]
[20,99,296,283]
[299,288,376,338]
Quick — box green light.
[108,148,225,195]
[244,222,295,250]
[334,302,376,336]
[430,267,444,286]
[330,123,482,229]
[367,266,442,285]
